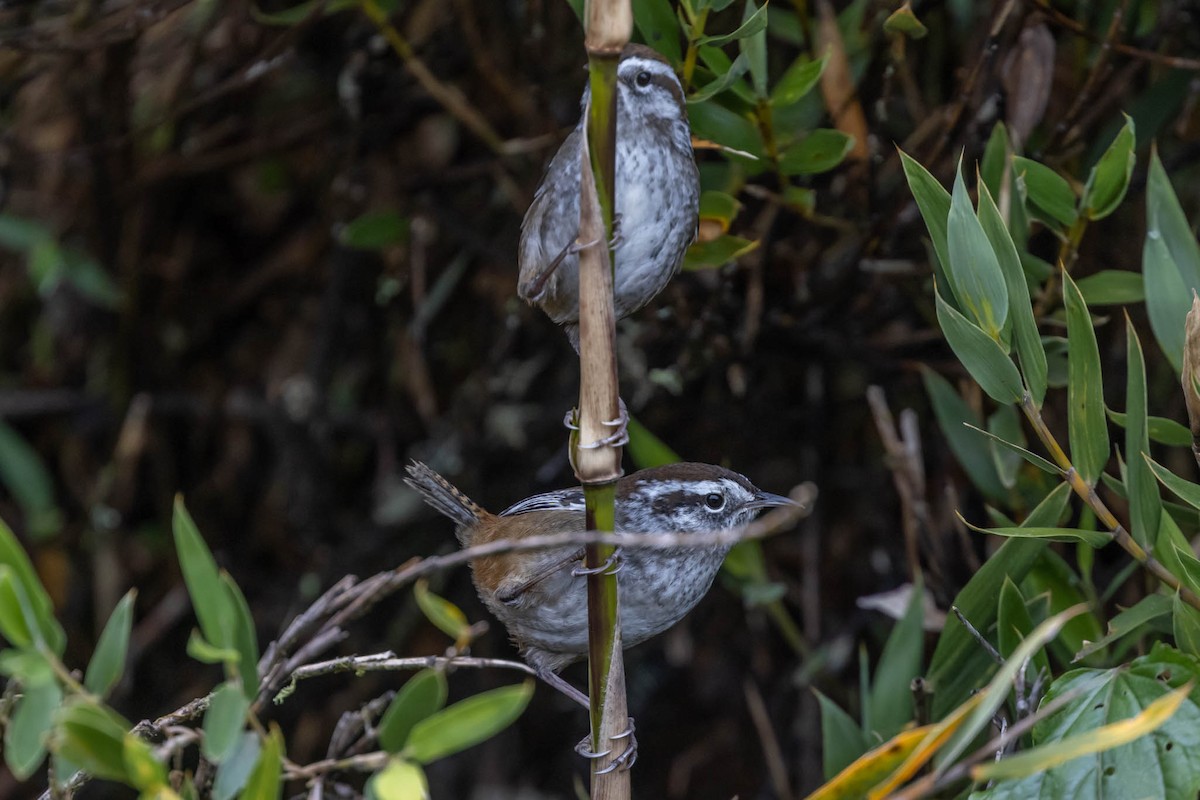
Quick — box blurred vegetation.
[1,0,1199,798]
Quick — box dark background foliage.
[1,0,1198,797]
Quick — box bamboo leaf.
[962,424,1060,476]
[1173,593,1200,658]
[84,590,136,698]
[1106,408,1192,447]
[921,368,1008,500]
[960,514,1111,548]
[899,150,952,281]
[934,289,1023,404]
[946,162,1009,338]
[1073,593,1171,662]
[0,517,65,654]
[815,689,869,779]
[1063,271,1109,485]
[173,496,236,653]
[867,576,924,739]
[1013,157,1077,227]
[739,0,768,97]
[695,1,769,46]
[1076,270,1144,306]
[1082,114,1135,220]
[1143,228,1190,372]
[1124,318,1161,548]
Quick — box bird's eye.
[636,71,652,87]
[704,493,725,510]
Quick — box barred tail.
[404,461,485,542]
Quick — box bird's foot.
[575,718,638,773]
[576,398,629,449]
[572,547,623,577]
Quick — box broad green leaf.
[0,647,53,681]
[202,681,250,763]
[739,1,768,97]
[0,421,62,540]
[937,607,1083,772]
[1125,319,1161,548]
[997,577,1049,677]
[697,190,741,233]
[1148,147,1200,289]
[84,589,136,698]
[988,400,1025,490]
[978,181,1046,404]
[1023,550,1105,664]
[688,53,750,103]
[695,1,769,46]
[123,734,168,792]
[899,150,951,279]
[815,689,869,780]
[403,681,533,764]
[367,759,430,800]
[867,577,925,739]
[241,725,284,800]
[963,424,1060,476]
[379,669,449,754]
[769,53,827,108]
[934,289,1023,404]
[414,580,471,647]
[631,0,682,63]
[927,484,1067,719]
[682,234,759,270]
[921,368,1008,501]
[52,699,132,783]
[947,163,1009,338]
[1076,270,1144,306]
[1063,271,1109,485]
[969,644,1200,799]
[778,129,854,176]
[686,101,763,160]
[1013,157,1077,227]
[1143,226,1191,373]
[974,680,1190,784]
[1174,593,1200,658]
[626,416,681,468]
[1107,408,1192,447]
[173,496,236,652]
[980,123,1010,202]
[0,517,65,654]
[1073,593,1172,661]
[5,677,61,779]
[0,566,35,647]
[213,733,262,800]
[340,211,408,251]
[221,573,260,699]
[1082,114,1135,220]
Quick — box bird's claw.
[572,547,623,577]
[577,399,629,449]
[578,718,638,773]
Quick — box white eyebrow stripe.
[618,58,678,80]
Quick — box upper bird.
[518,44,700,350]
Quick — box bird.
[518,43,700,351]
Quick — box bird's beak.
[747,491,798,510]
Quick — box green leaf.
[213,733,262,800]
[1023,550,1105,663]
[980,123,1010,202]
[1013,157,1078,227]
[996,577,1049,677]
[123,734,168,792]
[84,589,136,698]
[883,2,928,38]
[403,681,533,764]
[202,681,250,762]
[695,46,757,105]
[946,162,1009,338]
[962,515,1111,548]
[978,181,1046,404]
[968,644,1200,799]
[414,580,471,646]
[1125,319,1161,548]
[1143,221,1191,373]
[52,699,132,783]
[899,150,952,278]
[1174,592,1200,657]
[1106,408,1192,447]
[173,496,236,652]
[927,484,1066,719]
[1076,270,1145,305]
[687,99,763,159]
[777,129,855,175]
[695,1,769,46]
[769,53,827,108]
[682,234,759,270]
[1155,512,1200,595]
[379,669,449,754]
[963,424,1061,476]
[688,54,750,103]
[1082,114,1135,221]
[697,190,741,230]
[934,289,1023,404]
[339,211,408,250]
[367,758,429,800]
[5,677,62,779]
[867,577,925,738]
[221,573,260,699]
[626,416,681,468]
[815,689,869,780]
[0,519,65,654]
[921,368,1008,500]
[739,0,768,97]
[632,0,682,64]
[0,566,35,647]
[241,725,284,800]
[1073,593,1172,661]
[187,630,241,664]
[0,213,51,251]
[1063,271,1109,485]
[1148,147,1200,290]
[1147,456,1200,511]
[0,420,62,540]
